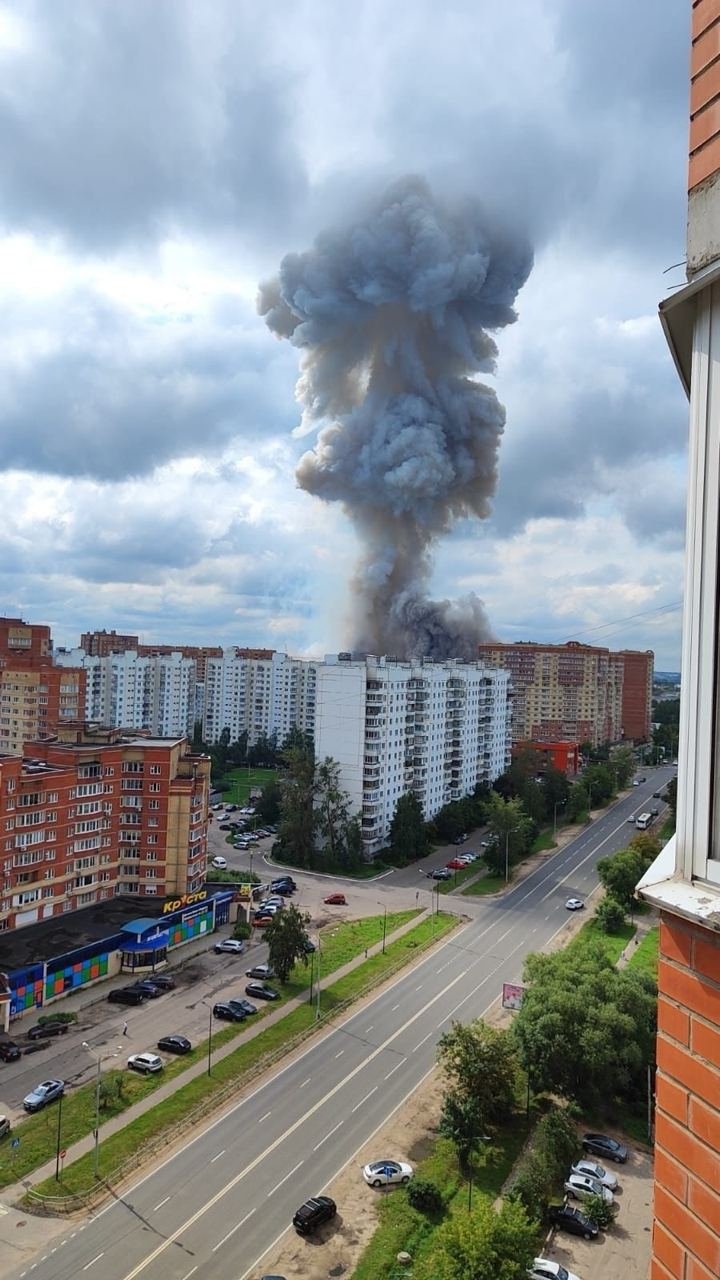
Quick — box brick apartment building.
[0,616,85,756]
[636,6,720,1279]
[0,724,210,934]
[477,640,652,747]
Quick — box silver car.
[570,1158,618,1191]
[564,1172,614,1205]
[23,1079,65,1112]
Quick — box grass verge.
[436,862,482,894]
[565,917,636,965]
[530,827,557,854]
[221,767,277,805]
[27,912,457,1200]
[625,926,659,979]
[461,872,507,896]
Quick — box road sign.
[10,1138,20,1149]
[59,1149,67,1159]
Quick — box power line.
[554,599,683,644]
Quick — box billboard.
[501,982,526,1011]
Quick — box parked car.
[446,857,467,870]
[323,893,347,905]
[127,1052,164,1074]
[245,981,280,1001]
[218,823,233,831]
[214,938,245,954]
[271,877,296,892]
[362,1159,413,1187]
[302,936,316,953]
[0,1040,21,1062]
[144,973,175,990]
[564,1172,614,1205]
[131,980,165,998]
[547,1203,599,1239]
[293,1195,337,1235]
[157,1035,191,1055]
[570,1158,618,1190]
[225,804,238,812]
[23,1079,65,1112]
[253,914,275,927]
[529,1258,581,1280]
[227,998,258,1017]
[581,1132,628,1163]
[565,898,585,911]
[0,1115,10,1139]
[210,856,228,870]
[27,1020,69,1040]
[452,833,469,844]
[427,868,451,880]
[108,987,146,1005]
[246,963,276,979]
[213,1002,246,1023]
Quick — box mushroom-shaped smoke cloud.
[259,176,532,659]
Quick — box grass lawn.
[352,1117,532,1280]
[436,862,482,894]
[269,857,394,880]
[531,827,558,854]
[565,916,636,965]
[27,911,457,1200]
[461,872,506,896]
[625,926,659,979]
[221,767,277,805]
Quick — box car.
[565,898,584,911]
[210,856,228,870]
[130,980,165,998]
[246,963,276,979]
[582,1132,628,1163]
[362,1159,414,1187]
[653,790,663,798]
[0,1040,21,1062]
[458,852,478,862]
[23,1079,65,1112]
[259,896,285,908]
[632,780,641,787]
[427,868,452,880]
[637,775,646,783]
[650,805,659,816]
[127,1052,164,1074]
[271,877,296,891]
[303,936,316,953]
[626,814,637,823]
[292,1195,337,1235]
[144,973,175,990]
[214,938,245,954]
[570,1158,619,1190]
[218,822,233,831]
[225,804,238,812]
[547,1203,599,1239]
[246,833,260,842]
[213,1002,246,1023]
[323,893,347,905]
[529,1258,581,1280]
[452,833,469,844]
[0,1115,10,1140]
[228,998,258,1017]
[564,1172,614,1204]
[245,981,280,1001]
[253,883,271,899]
[253,914,275,927]
[157,1035,192,1055]
[446,857,467,870]
[211,802,224,811]
[108,986,146,1005]
[27,1020,69,1040]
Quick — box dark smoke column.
[259,176,532,659]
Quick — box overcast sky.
[0,0,689,669]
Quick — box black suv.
[27,1021,69,1040]
[108,987,145,1005]
[0,1040,21,1062]
[548,1204,599,1239]
[213,1002,246,1023]
[292,1195,337,1235]
[271,878,296,895]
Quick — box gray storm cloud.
[258,176,532,659]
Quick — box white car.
[362,1159,414,1187]
[570,1158,618,1190]
[565,897,585,911]
[210,856,228,870]
[127,1052,164,1074]
[214,938,245,954]
[529,1260,581,1280]
[564,1172,614,1204]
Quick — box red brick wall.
[691,0,720,190]
[653,913,720,1278]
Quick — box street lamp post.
[315,938,322,1021]
[379,904,388,954]
[54,1091,63,1182]
[82,1042,122,1179]
[553,802,559,840]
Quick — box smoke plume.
[258,176,532,659]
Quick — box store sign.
[235,883,253,901]
[162,889,208,915]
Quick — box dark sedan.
[228,998,259,1017]
[27,1020,69,1040]
[245,981,280,1001]
[582,1132,628,1163]
[427,867,452,880]
[548,1204,599,1239]
[157,1035,192,1055]
[131,980,165,998]
[213,1002,246,1023]
[0,1041,21,1062]
[145,973,176,991]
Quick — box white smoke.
[259,176,532,659]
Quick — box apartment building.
[0,617,52,664]
[202,649,316,746]
[635,9,720,1279]
[0,726,210,933]
[79,630,223,682]
[314,655,511,856]
[477,640,653,747]
[56,649,197,739]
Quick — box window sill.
[636,834,720,930]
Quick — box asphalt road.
[8,767,673,1280]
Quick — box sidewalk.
[2,907,435,1203]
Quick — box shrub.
[583,1192,616,1230]
[595,897,627,934]
[406,1177,444,1215]
[534,1106,579,1180]
[38,1011,77,1025]
[507,1150,549,1221]
[233,920,252,940]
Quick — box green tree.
[540,766,571,816]
[597,847,645,908]
[665,775,677,822]
[609,745,635,789]
[389,791,429,864]
[594,897,627,933]
[265,903,311,982]
[276,744,317,867]
[414,1194,537,1280]
[566,782,589,821]
[483,794,533,876]
[315,757,354,866]
[255,776,282,824]
[438,1090,492,1171]
[437,1020,518,1133]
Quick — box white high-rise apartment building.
[202,650,317,746]
[314,654,512,855]
[55,649,196,738]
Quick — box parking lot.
[544,1144,654,1280]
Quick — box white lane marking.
[412,1032,432,1052]
[313,1120,344,1151]
[258,1111,272,1123]
[352,1086,378,1113]
[335,1049,344,1058]
[415,984,423,991]
[82,1255,104,1271]
[212,1208,255,1251]
[210,1149,226,1163]
[391,1003,400,1011]
[365,1025,374,1033]
[299,1077,311,1088]
[267,1160,304,1197]
[384,1060,405,1080]
[153,1196,170,1211]
[180,1268,197,1280]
